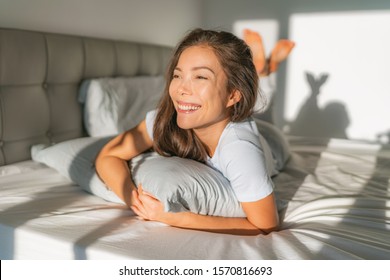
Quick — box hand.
[131,184,166,222]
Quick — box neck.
[193,117,230,158]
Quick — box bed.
[0,27,389,260]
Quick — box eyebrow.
[175,66,215,74]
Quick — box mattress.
[0,137,389,259]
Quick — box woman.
[96,28,283,235]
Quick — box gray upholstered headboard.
[0,28,172,166]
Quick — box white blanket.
[0,137,389,259]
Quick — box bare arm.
[132,186,279,236]
[95,120,153,208]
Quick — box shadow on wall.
[285,72,350,139]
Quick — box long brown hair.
[153,28,259,163]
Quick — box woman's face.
[169,45,239,133]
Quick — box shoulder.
[219,118,261,148]
[215,118,264,170]
[213,117,276,178]
[214,120,275,202]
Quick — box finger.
[131,190,142,207]
[138,183,157,199]
[132,189,139,200]
[138,193,157,208]
[131,204,149,220]
[139,193,160,204]
[132,190,150,216]
[137,183,143,194]
[130,206,147,220]
[142,191,157,200]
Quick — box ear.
[226,90,242,108]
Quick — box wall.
[2,0,390,141]
[202,0,390,142]
[0,0,202,47]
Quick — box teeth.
[178,104,201,111]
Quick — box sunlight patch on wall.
[285,10,390,142]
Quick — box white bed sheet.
[0,137,389,259]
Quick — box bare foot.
[243,29,266,75]
[269,40,295,73]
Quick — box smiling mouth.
[177,103,201,112]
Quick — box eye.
[172,73,180,79]
[196,75,208,80]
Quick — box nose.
[177,77,192,96]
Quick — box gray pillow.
[130,152,245,216]
[31,137,123,204]
[31,137,245,217]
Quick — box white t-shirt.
[145,110,276,202]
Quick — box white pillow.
[79,76,165,137]
[31,137,245,217]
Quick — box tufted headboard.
[0,28,172,166]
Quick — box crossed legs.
[243,29,295,77]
